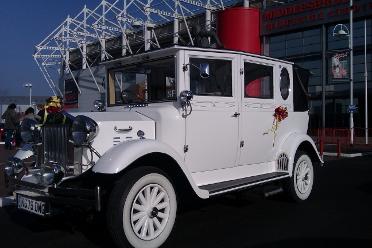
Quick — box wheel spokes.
[131,183,171,241]
[145,186,151,203]
[153,192,165,206]
[148,218,155,237]
[134,215,147,233]
[153,217,162,229]
[132,211,146,222]
[150,187,159,205]
[140,218,149,238]
[133,203,145,212]
[138,191,147,205]
[156,201,169,210]
[157,211,168,219]
[296,161,312,194]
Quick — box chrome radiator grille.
[42,125,70,165]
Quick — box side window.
[190,58,232,97]
[244,62,273,99]
[280,68,290,100]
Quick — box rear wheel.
[286,151,314,202]
[107,167,177,248]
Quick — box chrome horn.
[180,90,193,107]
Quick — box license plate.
[17,194,47,216]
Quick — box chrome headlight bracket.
[4,157,24,177]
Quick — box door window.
[190,58,232,97]
[244,63,273,99]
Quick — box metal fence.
[309,128,372,156]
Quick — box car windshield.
[108,57,176,106]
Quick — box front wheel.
[285,151,314,202]
[107,167,177,248]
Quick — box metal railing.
[309,128,372,157]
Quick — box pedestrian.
[24,107,41,122]
[21,107,39,143]
[1,103,19,150]
[36,104,45,123]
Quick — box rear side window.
[244,62,273,99]
[293,66,310,112]
[280,68,290,100]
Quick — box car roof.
[102,45,294,66]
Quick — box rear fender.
[92,139,209,199]
[277,133,323,177]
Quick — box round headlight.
[71,115,99,146]
[5,157,24,176]
[41,164,65,185]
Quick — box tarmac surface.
[0,145,16,197]
[0,145,372,248]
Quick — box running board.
[199,172,290,196]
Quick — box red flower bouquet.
[274,106,288,122]
[264,106,288,147]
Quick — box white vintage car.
[6,46,322,248]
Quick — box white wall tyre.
[107,167,177,248]
[286,151,314,202]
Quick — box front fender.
[92,139,209,199]
[277,133,323,176]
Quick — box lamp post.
[349,0,354,145]
[24,83,32,106]
[332,0,354,145]
[364,19,368,144]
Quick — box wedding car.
[6,46,322,248]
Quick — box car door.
[239,56,276,166]
[184,51,240,173]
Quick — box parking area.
[0,145,372,247]
[0,144,16,197]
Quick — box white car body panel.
[74,111,155,165]
[192,161,276,187]
[183,51,240,172]
[135,103,186,161]
[92,139,209,199]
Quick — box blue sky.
[0,1,101,97]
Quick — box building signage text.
[261,0,372,35]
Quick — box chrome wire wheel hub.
[130,184,170,241]
[295,160,312,194]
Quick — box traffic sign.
[348,105,358,113]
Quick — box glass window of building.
[269,28,321,58]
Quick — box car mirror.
[199,63,210,78]
[183,63,210,79]
[94,100,105,112]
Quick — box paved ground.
[0,145,17,196]
[0,147,372,247]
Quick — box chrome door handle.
[114,126,133,132]
[232,112,240,118]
